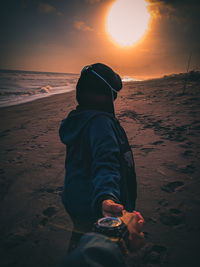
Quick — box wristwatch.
[93,217,130,254]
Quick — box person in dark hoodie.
[59,63,137,248]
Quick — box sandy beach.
[0,73,200,267]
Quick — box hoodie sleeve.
[58,233,126,267]
[88,115,121,217]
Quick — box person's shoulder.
[89,112,116,130]
[87,113,121,146]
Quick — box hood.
[59,107,113,145]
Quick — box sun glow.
[106,0,150,47]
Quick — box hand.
[102,199,124,217]
[121,210,145,251]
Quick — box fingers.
[128,214,145,251]
[121,210,145,234]
[133,211,145,222]
[102,199,124,217]
[132,211,145,230]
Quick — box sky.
[0,0,200,78]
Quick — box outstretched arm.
[89,115,123,217]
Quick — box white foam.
[0,70,78,108]
[122,76,142,82]
[40,85,53,93]
[0,85,75,108]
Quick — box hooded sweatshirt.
[59,106,137,224]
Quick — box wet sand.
[0,74,200,266]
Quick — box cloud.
[147,0,200,15]
[147,0,200,25]
[147,1,175,19]
[86,0,101,3]
[38,3,56,13]
[38,2,62,16]
[56,11,63,16]
[74,20,94,32]
[148,0,199,5]
[146,0,200,51]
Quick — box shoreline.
[0,89,76,111]
[0,88,75,109]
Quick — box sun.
[106,0,150,47]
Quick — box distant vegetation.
[163,71,200,81]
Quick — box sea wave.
[40,85,53,93]
[0,85,75,108]
[0,70,78,107]
[122,76,142,82]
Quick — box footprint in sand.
[178,164,196,174]
[145,217,157,223]
[36,186,63,196]
[162,162,177,171]
[0,129,10,137]
[39,217,48,226]
[130,144,143,149]
[46,186,63,195]
[161,181,184,193]
[51,187,63,195]
[152,140,164,145]
[40,162,52,168]
[142,243,167,265]
[182,150,193,157]
[159,208,184,226]
[140,147,155,154]
[3,232,28,249]
[158,198,168,207]
[33,206,57,227]
[55,186,63,196]
[0,168,5,175]
[32,214,49,228]
[180,141,194,149]
[45,186,63,195]
[43,206,56,217]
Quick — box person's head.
[76,63,122,112]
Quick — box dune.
[0,73,200,266]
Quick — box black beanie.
[76,63,122,106]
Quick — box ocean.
[0,69,138,108]
[0,69,79,108]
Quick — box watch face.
[97,217,122,228]
[94,217,129,254]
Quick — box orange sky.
[0,0,199,79]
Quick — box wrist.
[93,216,130,255]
